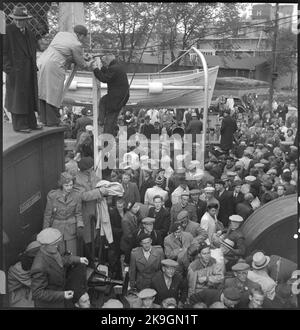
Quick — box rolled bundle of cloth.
[95,181,124,243]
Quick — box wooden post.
[92,57,101,178]
[269,3,279,110]
[58,2,85,32]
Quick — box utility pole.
[269,3,279,110]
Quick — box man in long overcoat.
[3,6,41,133]
[129,234,164,291]
[220,109,238,153]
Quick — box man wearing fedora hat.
[247,252,277,300]
[4,5,43,133]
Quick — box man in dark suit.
[220,109,238,153]
[121,172,140,209]
[231,180,244,213]
[215,179,234,228]
[92,54,129,136]
[74,108,93,140]
[148,195,170,240]
[3,5,42,133]
[185,113,203,143]
[236,193,254,220]
[150,259,187,306]
[189,189,207,222]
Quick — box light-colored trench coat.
[37,31,87,108]
[73,170,102,244]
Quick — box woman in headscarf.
[38,25,92,126]
[43,172,84,256]
[30,228,88,308]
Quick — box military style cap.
[227,171,237,177]
[141,217,155,224]
[161,259,179,267]
[254,163,264,168]
[215,179,225,185]
[260,159,269,165]
[245,175,256,182]
[37,228,62,245]
[267,168,277,175]
[204,187,215,193]
[229,215,244,223]
[177,210,189,221]
[232,262,250,272]
[85,125,93,132]
[181,191,190,197]
[102,299,123,308]
[138,232,152,242]
[59,172,73,185]
[223,287,241,301]
[221,175,229,181]
[25,240,41,253]
[138,288,157,299]
[233,180,243,187]
[190,189,201,195]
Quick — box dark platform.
[2,123,65,268]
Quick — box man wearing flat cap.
[189,287,241,309]
[224,262,261,308]
[129,233,164,291]
[134,217,162,247]
[170,191,198,230]
[164,224,194,262]
[220,215,246,270]
[138,288,160,308]
[151,259,188,307]
[175,210,208,242]
[4,5,42,133]
[38,24,92,126]
[30,228,88,308]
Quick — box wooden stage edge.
[3,122,65,156]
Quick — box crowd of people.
[7,92,298,309]
[4,5,298,310]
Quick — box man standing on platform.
[220,109,237,154]
[3,5,42,133]
[91,54,129,136]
